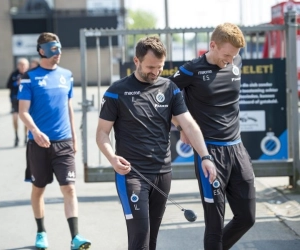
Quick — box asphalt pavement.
[0,87,300,250]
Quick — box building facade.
[0,0,125,88]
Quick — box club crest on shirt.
[156,92,165,103]
[60,75,66,84]
[59,75,68,88]
[232,65,239,76]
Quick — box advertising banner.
[119,58,287,162]
[239,58,287,160]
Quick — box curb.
[256,179,300,237]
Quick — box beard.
[136,64,159,84]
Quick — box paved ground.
[1,87,300,250]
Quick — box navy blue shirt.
[100,73,187,173]
[169,54,243,141]
[6,69,23,101]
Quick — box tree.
[126,9,157,29]
[125,9,158,50]
[124,9,181,59]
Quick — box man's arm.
[171,116,191,145]
[6,72,14,90]
[174,111,216,183]
[68,98,77,153]
[96,118,131,175]
[19,100,50,148]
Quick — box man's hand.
[72,135,78,154]
[110,155,131,175]
[201,160,217,184]
[32,129,51,148]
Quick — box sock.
[67,217,79,239]
[35,217,46,233]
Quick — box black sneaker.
[14,137,19,147]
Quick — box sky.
[125,0,283,28]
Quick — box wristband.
[201,155,214,162]
[176,125,183,131]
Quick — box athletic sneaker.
[71,234,91,250]
[35,232,48,249]
[14,137,19,147]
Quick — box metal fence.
[79,11,300,185]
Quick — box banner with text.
[239,58,287,160]
[119,58,287,161]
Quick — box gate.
[79,11,300,185]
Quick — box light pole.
[239,0,243,26]
[165,0,169,28]
[164,0,171,60]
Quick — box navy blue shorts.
[25,139,76,188]
[11,99,19,113]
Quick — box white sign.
[239,110,266,132]
[12,34,39,56]
[272,1,300,19]
[87,0,119,10]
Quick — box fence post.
[285,10,300,187]
[79,29,89,181]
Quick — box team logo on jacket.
[232,65,239,76]
[156,92,165,103]
[130,193,139,203]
